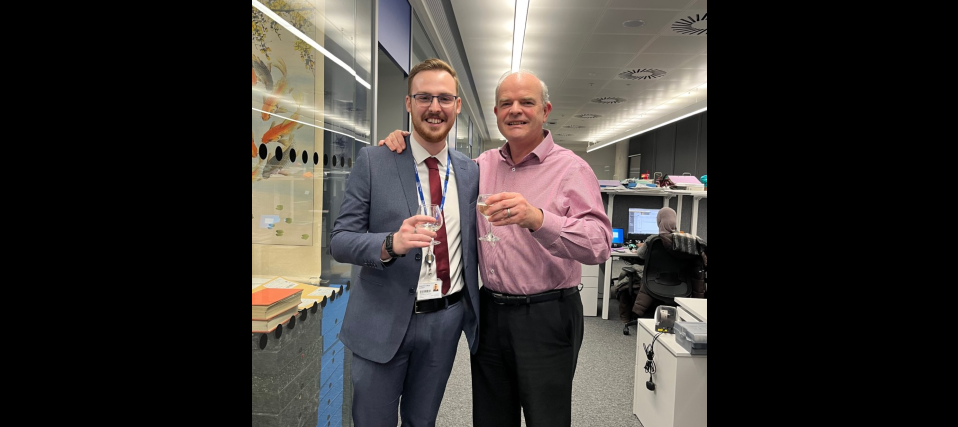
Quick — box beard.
[412,115,451,144]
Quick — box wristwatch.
[384,233,404,258]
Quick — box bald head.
[495,70,550,105]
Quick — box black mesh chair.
[614,263,643,335]
[622,236,704,335]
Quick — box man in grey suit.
[329,58,480,427]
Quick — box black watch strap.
[385,233,404,258]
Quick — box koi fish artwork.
[261,135,296,180]
[254,95,305,183]
[253,133,299,183]
[252,157,267,182]
[261,58,291,121]
[252,54,273,91]
[261,103,304,144]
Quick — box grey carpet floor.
[428,297,645,427]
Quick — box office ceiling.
[448,0,707,153]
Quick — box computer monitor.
[628,208,660,242]
[611,228,624,248]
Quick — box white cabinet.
[632,319,707,427]
[580,263,600,317]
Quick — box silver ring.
[413,228,417,234]
[507,208,512,218]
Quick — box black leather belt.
[482,286,579,306]
[414,291,463,314]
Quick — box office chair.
[613,262,643,336]
[622,235,707,336]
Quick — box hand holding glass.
[477,194,500,245]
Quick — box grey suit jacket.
[329,141,480,364]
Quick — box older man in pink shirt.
[380,69,612,427]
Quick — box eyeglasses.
[411,94,458,107]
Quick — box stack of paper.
[252,287,303,333]
[252,276,338,310]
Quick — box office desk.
[675,297,708,322]
[599,188,707,319]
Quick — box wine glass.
[476,194,500,245]
[418,204,443,269]
[418,203,443,245]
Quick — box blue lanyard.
[414,151,451,210]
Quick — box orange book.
[252,288,303,320]
[251,305,299,333]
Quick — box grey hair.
[495,69,550,105]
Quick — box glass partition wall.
[252,0,373,287]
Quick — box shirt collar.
[410,135,449,168]
[499,130,555,166]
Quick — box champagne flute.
[476,194,500,245]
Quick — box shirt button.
[512,168,516,172]
[490,269,495,275]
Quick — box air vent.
[619,69,667,80]
[672,14,707,36]
[575,114,601,119]
[563,125,585,129]
[592,97,626,104]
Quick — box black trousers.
[470,289,584,427]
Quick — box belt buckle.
[491,292,508,305]
[414,299,433,314]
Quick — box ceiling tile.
[643,35,707,55]
[526,7,605,35]
[594,9,678,34]
[603,78,659,93]
[550,87,602,98]
[624,53,698,70]
[582,34,656,55]
[521,52,579,74]
[524,32,590,55]
[576,52,637,68]
[564,68,621,80]
[679,55,707,70]
[661,68,707,86]
[607,0,689,8]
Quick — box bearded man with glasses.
[330,58,481,427]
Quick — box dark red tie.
[424,157,451,295]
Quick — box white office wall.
[573,148,616,181]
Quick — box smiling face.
[406,69,461,147]
[494,73,552,148]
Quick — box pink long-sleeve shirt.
[476,131,612,296]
